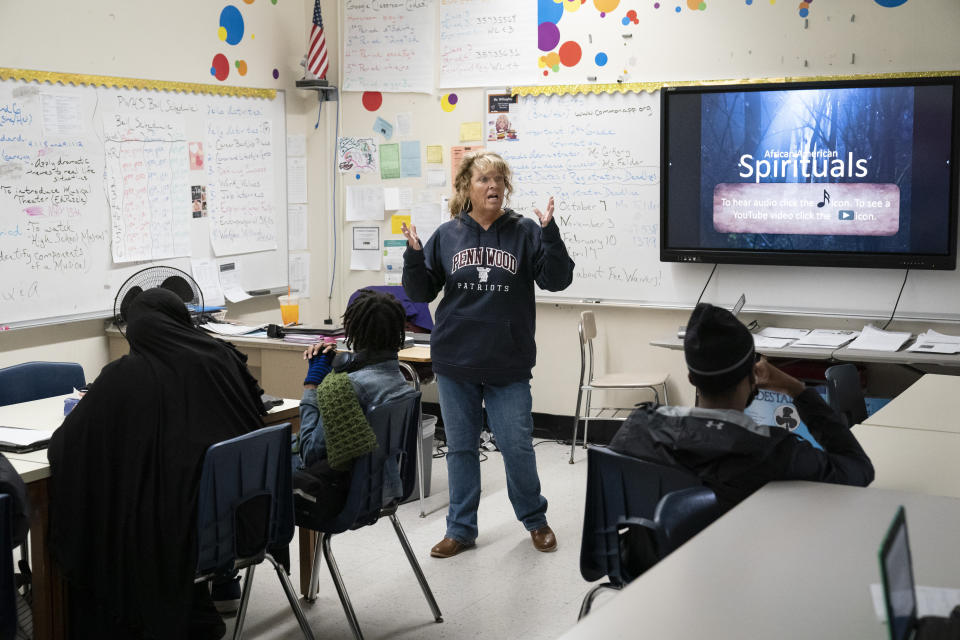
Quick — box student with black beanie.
[609,303,874,510]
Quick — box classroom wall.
[3,1,959,416]
[0,0,340,382]
[334,0,960,415]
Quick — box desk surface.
[652,334,960,367]
[559,481,960,640]
[861,374,960,434]
[0,395,300,475]
[398,345,431,363]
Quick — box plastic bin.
[407,413,436,501]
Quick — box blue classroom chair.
[0,361,86,406]
[294,393,442,640]
[1,494,15,640]
[578,446,704,619]
[194,423,315,640]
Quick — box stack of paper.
[283,334,326,345]
[200,322,268,336]
[0,426,54,452]
[791,329,861,348]
[845,325,911,352]
[907,329,960,354]
[753,327,810,349]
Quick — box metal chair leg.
[578,582,621,620]
[662,381,670,406]
[265,553,316,640]
[569,387,585,464]
[582,389,594,449]
[321,533,365,640]
[307,531,323,602]
[389,513,443,622]
[233,565,256,640]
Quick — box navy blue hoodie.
[402,209,574,383]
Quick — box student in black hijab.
[49,286,266,639]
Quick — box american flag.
[307,0,329,79]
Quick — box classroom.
[2,0,960,638]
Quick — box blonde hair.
[448,150,514,218]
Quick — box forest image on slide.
[699,86,914,252]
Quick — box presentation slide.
[664,82,955,260]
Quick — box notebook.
[878,506,960,640]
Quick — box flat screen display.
[661,77,960,269]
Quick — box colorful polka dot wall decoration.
[441,93,458,112]
[873,0,908,6]
[362,92,383,112]
[539,21,561,51]
[235,59,248,76]
[218,5,245,45]
[595,52,608,66]
[594,0,620,11]
[562,0,582,13]
[243,0,254,3]
[539,0,564,23]
[272,68,279,79]
[211,54,230,81]
[558,41,582,67]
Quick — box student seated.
[1,452,31,636]
[294,289,418,518]
[609,303,874,510]
[48,287,267,640]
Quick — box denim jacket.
[298,356,417,503]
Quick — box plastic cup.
[278,295,300,325]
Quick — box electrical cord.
[695,263,719,307]
[325,95,340,324]
[881,269,910,330]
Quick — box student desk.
[559,481,960,640]
[651,334,960,367]
[107,327,311,399]
[0,394,299,640]
[854,374,960,498]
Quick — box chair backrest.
[348,286,434,332]
[653,486,723,556]
[1,494,15,640]
[195,423,293,577]
[580,446,701,586]
[579,311,597,384]
[0,361,86,407]
[295,393,421,534]
[824,364,867,427]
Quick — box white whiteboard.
[492,90,960,320]
[0,78,288,328]
[491,91,711,305]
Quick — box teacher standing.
[402,150,574,558]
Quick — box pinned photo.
[189,142,204,170]
[191,185,207,218]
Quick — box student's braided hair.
[343,289,406,352]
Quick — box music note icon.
[817,189,831,208]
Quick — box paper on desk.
[753,335,794,349]
[870,584,960,621]
[200,322,268,336]
[791,329,860,348]
[757,327,810,340]
[845,325,911,352]
[0,427,54,448]
[907,330,960,354]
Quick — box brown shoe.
[530,525,557,552]
[430,537,475,558]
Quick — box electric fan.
[113,266,204,335]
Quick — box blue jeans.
[436,374,548,544]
